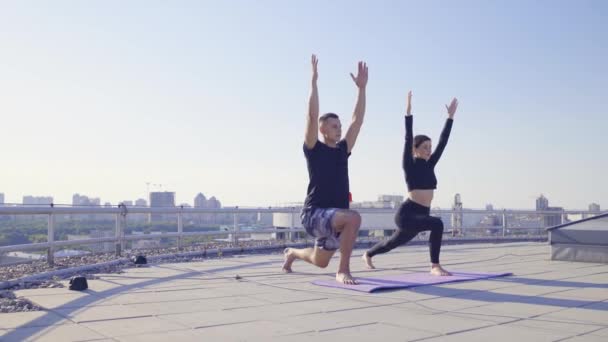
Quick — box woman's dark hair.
[414,135,431,148]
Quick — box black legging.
[367,200,444,264]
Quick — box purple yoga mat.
[312,271,513,293]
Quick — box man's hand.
[350,61,368,89]
[406,91,413,116]
[305,54,320,149]
[311,54,318,84]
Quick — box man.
[282,54,368,284]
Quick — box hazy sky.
[1,1,606,209]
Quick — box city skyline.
[0,190,601,211]
[1,1,606,209]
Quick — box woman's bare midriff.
[408,189,434,208]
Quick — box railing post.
[177,210,183,250]
[502,210,507,237]
[233,211,239,245]
[121,212,127,253]
[289,208,295,242]
[451,207,463,237]
[47,213,55,266]
[115,213,122,256]
[116,204,128,256]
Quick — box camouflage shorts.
[301,207,341,251]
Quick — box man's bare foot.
[336,272,358,285]
[282,248,296,273]
[362,252,375,269]
[430,264,452,276]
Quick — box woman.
[363,91,458,276]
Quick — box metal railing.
[0,205,603,265]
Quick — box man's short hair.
[319,112,339,123]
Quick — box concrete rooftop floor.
[1,242,607,341]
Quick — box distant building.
[149,192,175,222]
[207,196,221,209]
[72,194,100,207]
[536,195,563,227]
[351,195,403,209]
[193,193,224,224]
[71,194,101,220]
[194,193,207,208]
[377,195,404,208]
[584,203,602,219]
[536,194,549,211]
[22,196,53,205]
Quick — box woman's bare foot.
[430,264,452,276]
[336,272,358,285]
[282,248,296,273]
[362,252,375,269]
